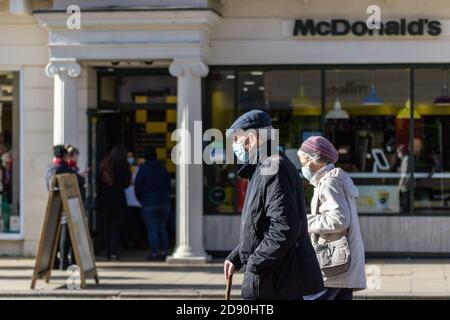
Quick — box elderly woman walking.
[298,136,366,300]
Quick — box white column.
[167,58,210,263]
[45,59,81,146]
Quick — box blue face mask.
[233,142,248,162]
[301,166,313,181]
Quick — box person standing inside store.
[122,151,147,250]
[412,138,437,207]
[397,139,438,212]
[298,136,366,300]
[97,145,132,261]
[134,147,171,261]
[224,110,324,300]
[396,144,411,212]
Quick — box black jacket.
[97,163,132,211]
[134,160,170,207]
[46,161,85,192]
[227,153,324,300]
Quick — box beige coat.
[308,164,367,290]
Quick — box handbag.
[312,180,352,277]
[314,235,351,277]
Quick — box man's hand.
[224,260,236,280]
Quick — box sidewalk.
[1,257,450,299]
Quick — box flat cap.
[227,110,272,137]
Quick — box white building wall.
[0,12,50,256]
[0,10,93,256]
[76,66,96,172]
[210,0,450,65]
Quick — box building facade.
[1,0,450,259]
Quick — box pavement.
[1,256,450,299]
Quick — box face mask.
[232,142,248,163]
[68,159,77,168]
[128,157,135,165]
[301,166,313,181]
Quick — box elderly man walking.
[224,110,324,300]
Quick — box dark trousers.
[141,204,170,254]
[304,287,353,300]
[121,206,148,249]
[58,222,73,269]
[103,206,125,257]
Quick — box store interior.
[205,67,450,216]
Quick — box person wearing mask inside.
[298,136,366,300]
[134,147,171,261]
[97,145,132,261]
[123,151,147,250]
[224,110,324,300]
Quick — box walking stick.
[225,274,233,300]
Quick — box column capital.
[169,59,209,78]
[45,59,81,78]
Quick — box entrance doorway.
[87,68,177,260]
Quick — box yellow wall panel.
[134,95,148,104]
[156,147,167,160]
[166,109,177,123]
[135,110,147,123]
[166,159,176,173]
[146,122,167,134]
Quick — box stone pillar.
[45,58,81,146]
[167,58,210,263]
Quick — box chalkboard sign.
[31,174,99,289]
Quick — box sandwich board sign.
[31,174,99,289]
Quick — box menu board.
[31,174,99,289]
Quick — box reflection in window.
[205,70,322,214]
[205,71,236,214]
[413,69,450,214]
[0,72,19,234]
[204,67,450,215]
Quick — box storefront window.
[238,70,322,208]
[205,71,236,214]
[204,69,322,214]
[325,69,412,214]
[413,69,450,214]
[0,72,20,234]
[205,66,450,215]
